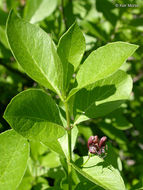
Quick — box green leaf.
[58,126,78,158]
[24,0,57,24]
[57,22,85,90]
[0,9,8,25]
[78,125,93,141]
[105,143,123,171]
[75,182,101,190]
[40,151,61,168]
[68,42,138,99]
[17,176,33,190]
[0,129,29,190]
[72,156,126,190]
[73,70,132,125]
[17,169,33,190]
[3,89,66,155]
[6,11,64,99]
[30,140,48,161]
[0,26,9,49]
[98,121,128,151]
[106,108,133,130]
[0,42,11,58]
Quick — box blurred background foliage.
[0,0,143,189]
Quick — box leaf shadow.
[73,84,117,116]
[96,0,118,26]
[87,99,124,118]
[75,156,114,172]
[74,0,92,19]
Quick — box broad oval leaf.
[6,11,64,99]
[72,156,126,190]
[57,22,85,71]
[73,70,132,125]
[3,89,66,155]
[0,129,29,190]
[57,22,85,91]
[24,0,57,23]
[68,42,138,99]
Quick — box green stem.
[61,0,67,30]
[68,129,72,190]
[64,101,72,190]
[64,101,70,130]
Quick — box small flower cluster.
[87,135,107,158]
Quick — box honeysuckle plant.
[0,10,139,190]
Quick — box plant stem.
[64,101,72,190]
[61,0,67,30]
[67,129,72,190]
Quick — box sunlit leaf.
[57,22,85,90]
[0,130,29,190]
[72,156,126,190]
[6,11,64,99]
[73,70,132,124]
[24,0,57,23]
[68,42,138,99]
[4,89,66,155]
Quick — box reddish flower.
[87,135,107,158]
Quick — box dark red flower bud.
[93,135,99,144]
[87,135,99,149]
[99,136,107,148]
[87,136,94,149]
